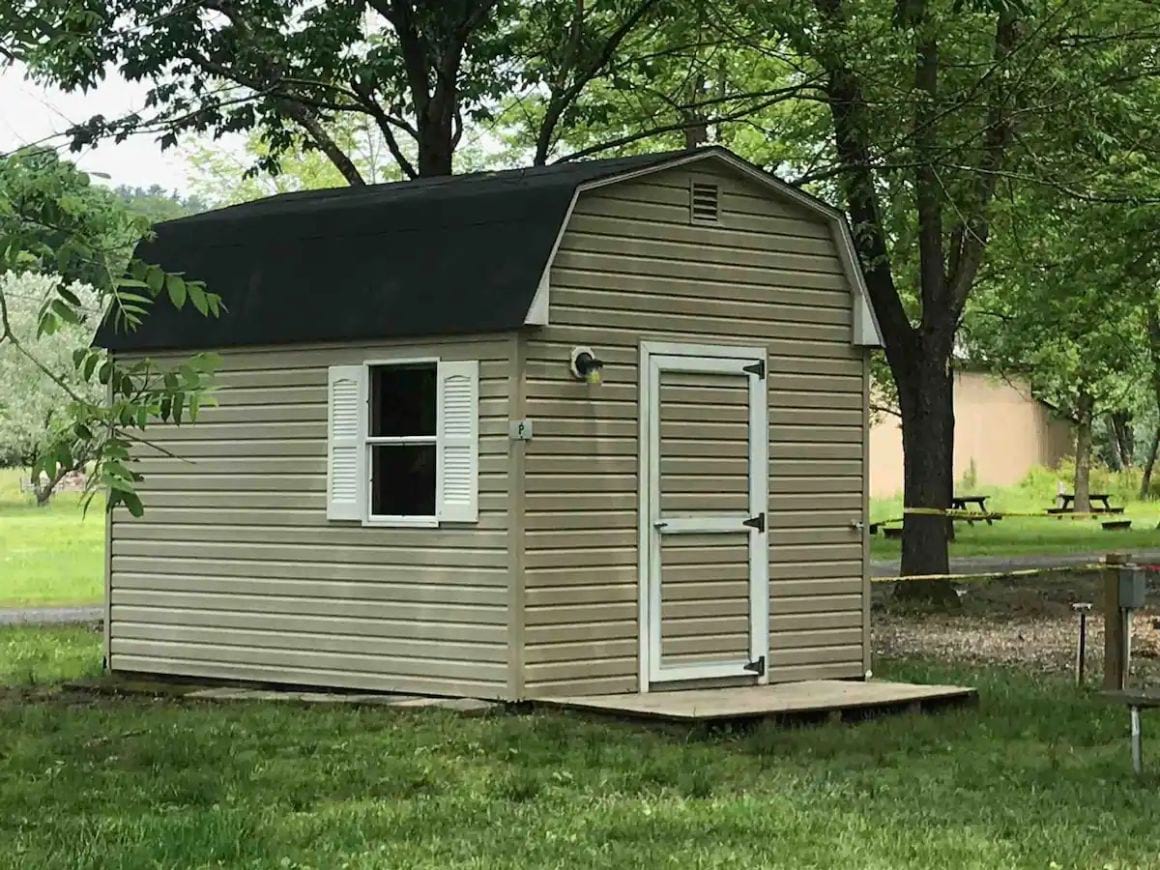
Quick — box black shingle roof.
[94,149,703,352]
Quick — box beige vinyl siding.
[522,164,867,697]
[108,335,515,699]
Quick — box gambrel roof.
[95,147,882,352]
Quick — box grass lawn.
[0,467,104,608]
[870,472,1160,561]
[2,627,1159,868]
[870,514,1160,561]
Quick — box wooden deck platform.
[540,679,976,723]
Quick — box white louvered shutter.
[436,360,479,522]
[326,365,366,520]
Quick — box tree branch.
[908,2,947,331]
[947,11,1021,311]
[553,91,810,162]
[534,0,661,165]
[812,0,914,358]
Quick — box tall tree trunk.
[30,463,71,507]
[1074,392,1094,514]
[812,0,1015,587]
[1140,426,1160,499]
[683,118,709,149]
[893,351,959,607]
[416,120,455,176]
[1142,303,1160,498]
[1109,411,1134,468]
[682,66,709,149]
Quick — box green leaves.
[1,150,223,520]
[145,264,164,296]
[166,273,186,308]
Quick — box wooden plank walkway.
[541,679,976,723]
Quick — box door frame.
[637,341,769,692]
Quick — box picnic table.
[951,494,993,526]
[1053,493,1122,513]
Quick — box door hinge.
[744,655,766,676]
[742,512,765,532]
[742,360,766,379]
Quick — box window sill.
[361,516,439,529]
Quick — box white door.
[639,342,769,688]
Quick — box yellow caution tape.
[871,563,1107,584]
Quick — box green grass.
[871,465,1160,560]
[0,624,103,685]
[0,467,104,608]
[2,627,1160,868]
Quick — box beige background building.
[869,370,1073,498]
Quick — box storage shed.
[95,146,883,700]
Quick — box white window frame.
[363,356,440,528]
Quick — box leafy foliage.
[0,272,103,471]
[112,184,209,224]
[184,120,404,207]
[3,0,674,179]
[0,148,221,515]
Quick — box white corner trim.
[828,214,885,348]
[854,294,881,347]
[523,270,550,326]
[523,148,886,348]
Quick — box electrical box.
[1119,565,1147,610]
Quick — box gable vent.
[690,181,720,225]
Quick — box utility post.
[1103,552,1129,691]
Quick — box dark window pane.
[370,364,436,437]
[371,445,436,516]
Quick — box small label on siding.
[509,419,534,441]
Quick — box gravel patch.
[872,570,1160,683]
[0,606,102,625]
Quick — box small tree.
[0,148,222,515]
[968,199,1153,513]
[0,272,104,502]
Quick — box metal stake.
[1072,602,1092,686]
[1132,705,1143,775]
[1125,608,1133,689]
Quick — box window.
[325,358,479,526]
[368,363,437,519]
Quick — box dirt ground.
[871,571,1160,684]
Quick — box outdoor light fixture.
[570,346,604,385]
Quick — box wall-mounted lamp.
[570,346,605,385]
